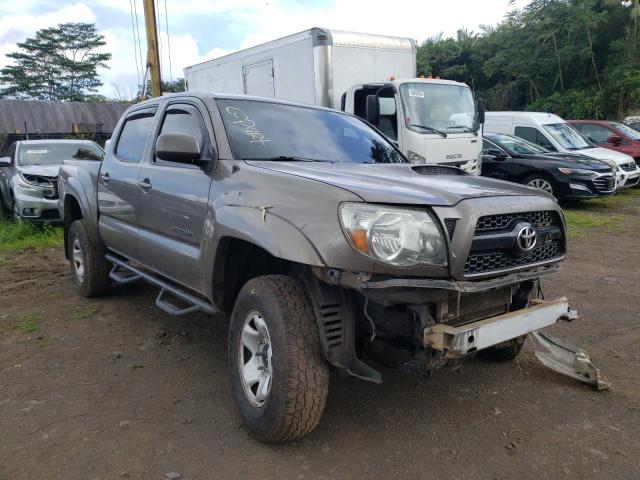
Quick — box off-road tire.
[479,336,526,362]
[228,275,329,442]
[67,219,110,297]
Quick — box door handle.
[100,172,110,183]
[138,178,152,190]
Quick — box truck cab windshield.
[18,143,105,166]
[218,99,405,164]
[399,83,479,135]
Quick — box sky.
[0,0,529,99]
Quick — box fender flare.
[61,174,102,252]
[214,205,325,267]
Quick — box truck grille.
[592,175,615,192]
[464,210,565,277]
[621,162,636,172]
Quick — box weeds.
[0,219,63,252]
[71,307,99,321]
[14,312,42,333]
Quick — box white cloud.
[0,0,528,99]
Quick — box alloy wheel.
[238,310,273,407]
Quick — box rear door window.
[115,108,157,162]
[515,126,555,151]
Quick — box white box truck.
[185,28,484,174]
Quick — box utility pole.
[142,0,162,97]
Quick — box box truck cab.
[184,28,482,174]
[485,112,639,188]
[342,78,482,173]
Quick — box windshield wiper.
[243,156,334,163]
[450,125,479,135]
[408,124,447,138]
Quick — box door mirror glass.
[365,94,380,126]
[607,134,622,145]
[487,148,506,158]
[477,99,486,124]
[0,157,10,167]
[155,132,203,164]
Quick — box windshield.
[18,142,104,166]
[399,83,478,134]
[542,123,592,150]
[217,99,405,164]
[612,122,640,141]
[490,134,549,155]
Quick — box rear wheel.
[67,219,110,297]
[523,174,555,196]
[228,275,329,442]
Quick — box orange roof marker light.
[419,74,425,78]
[427,75,433,79]
[389,75,396,81]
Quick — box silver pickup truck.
[58,92,572,442]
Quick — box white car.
[484,112,639,189]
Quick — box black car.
[482,133,616,200]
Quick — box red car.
[569,119,640,167]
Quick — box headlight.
[339,203,447,267]
[407,150,425,163]
[558,167,595,176]
[17,172,44,189]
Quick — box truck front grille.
[464,210,565,277]
[593,175,615,192]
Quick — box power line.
[128,0,141,89]
[164,0,173,81]
[133,0,146,91]
[155,0,163,80]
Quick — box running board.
[105,254,218,316]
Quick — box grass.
[71,306,99,321]
[562,187,640,236]
[0,218,63,252]
[13,312,42,333]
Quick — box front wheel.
[479,336,525,362]
[228,275,329,442]
[523,174,555,197]
[67,219,110,297]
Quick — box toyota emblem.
[517,225,537,252]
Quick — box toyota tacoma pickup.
[58,93,571,442]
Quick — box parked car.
[0,140,104,222]
[485,112,639,188]
[569,119,640,167]
[58,93,572,443]
[623,116,640,132]
[482,133,615,200]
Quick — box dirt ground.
[1,200,639,480]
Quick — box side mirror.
[155,132,203,165]
[477,99,486,124]
[365,95,380,126]
[0,157,10,167]
[487,148,506,159]
[607,134,622,145]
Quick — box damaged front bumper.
[423,297,569,355]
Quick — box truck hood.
[246,161,547,206]
[18,164,61,178]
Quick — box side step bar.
[105,254,218,316]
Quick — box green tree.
[138,77,186,99]
[0,23,111,101]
